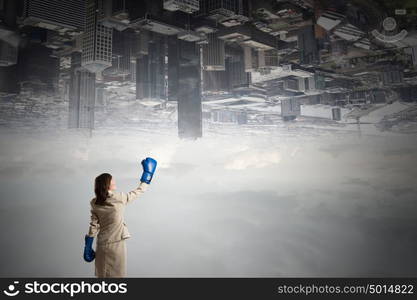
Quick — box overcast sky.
[0,124,416,277]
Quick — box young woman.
[83,157,157,278]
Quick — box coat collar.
[108,189,115,197]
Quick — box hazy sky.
[1,124,416,277]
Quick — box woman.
[83,157,157,278]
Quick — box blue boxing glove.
[83,235,95,262]
[140,157,157,184]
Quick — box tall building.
[129,58,137,82]
[148,33,167,100]
[298,25,319,65]
[0,0,19,93]
[136,54,150,100]
[17,43,59,92]
[0,40,17,66]
[168,37,202,139]
[130,30,148,84]
[68,52,81,128]
[1,0,18,28]
[202,45,250,92]
[82,0,113,73]
[135,32,166,100]
[69,52,96,130]
[243,46,254,71]
[77,70,96,129]
[177,40,202,139]
[0,0,19,67]
[226,51,250,89]
[0,64,19,94]
[202,33,225,71]
[102,29,132,78]
[22,0,86,33]
[100,0,130,31]
[202,69,229,92]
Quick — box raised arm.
[118,157,157,205]
[120,182,148,205]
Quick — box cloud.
[224,150,282,170]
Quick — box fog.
[1,123,417,277]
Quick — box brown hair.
[94,173,112,206]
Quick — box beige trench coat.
[86,182,148,277]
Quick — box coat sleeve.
[119,182,148,205]
[87,209,100,238]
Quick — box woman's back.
[88,183,148,245]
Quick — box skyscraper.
[0,0,20,91]
[177,40,202,139]
[149,34,167,100]
[0,40,17,66]
[69,52,96,130]
[298,25,319,65]
[202,33,225,71]
[102,29,132,78]
[22,0,86,33]
[135,32,166,100]
[81,0,113,73]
